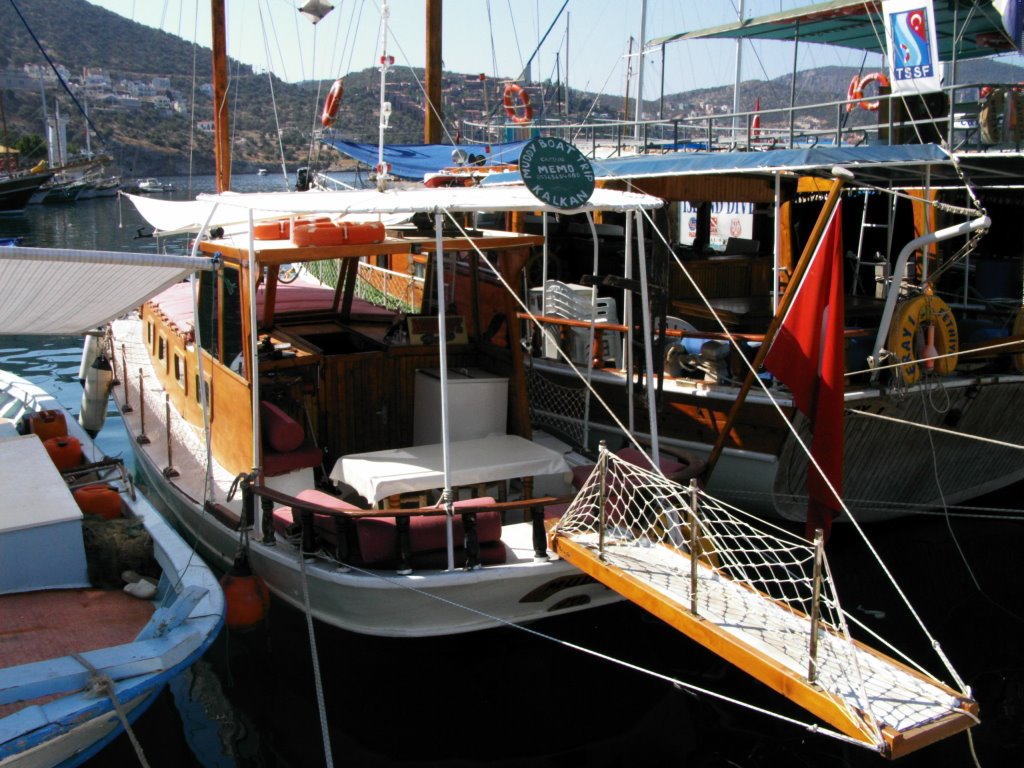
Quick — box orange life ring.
[290,219,385,247]
[850,72,890,112]
[321,79,344,128]
[845,74,861,112]
[502,83,533,124]
[887,292,958,385]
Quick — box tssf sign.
[518,137,595,210]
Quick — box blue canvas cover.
[321,139,530,180]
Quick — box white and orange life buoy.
[887,292,959,385]
[321,79,344,128]
[502,83,533,124]
[290,219,385,247]
[848,72,890,112]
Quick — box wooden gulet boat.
[109,184,669,637]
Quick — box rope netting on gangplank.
[549,448,978,759]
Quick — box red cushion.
[273,489,359,543]
[261,400,304,453]
[263,444,322,477]
[356,498,501,564]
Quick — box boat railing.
[460,81,1020,156]
[221,481,569,571]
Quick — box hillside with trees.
[2,0,1021,177]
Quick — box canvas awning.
[0,248,218,335]
[127,185,664,236]
[479,144,1000,189]
[648,0,1022,60]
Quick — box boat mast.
[732,0,745,141]
[211,0,231,193]
[425,0,442,144]
[633,0,647,142]
[376,1,392,189]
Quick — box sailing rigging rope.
[297,547,335,768]
[72,653,152,768]
[849,405,1024,452]
[631,203,972,694]
[256,0,292,186]
[187,0,200,199]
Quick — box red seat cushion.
[356,497,502,564]
[260,400,304,453]
[263,444,322,477]
[272,489,359,543]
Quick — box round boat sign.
[517,137,595,209]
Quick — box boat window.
[173,352,186,391]
[157,335,168,371]
[197,267,244,368]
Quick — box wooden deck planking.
[552,533,977,758]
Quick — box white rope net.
[525,367,587,449]
[552,448,966,749]
[355,261,421,313]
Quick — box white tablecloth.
[329,434,570,504]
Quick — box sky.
[83,0,885,99]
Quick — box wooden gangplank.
[551,533,978,759]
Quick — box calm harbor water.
[2,179,1023,767]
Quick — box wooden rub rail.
[549,533,978,759]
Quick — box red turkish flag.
[763,201,845,541]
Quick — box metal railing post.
[688,477,700,616]
[597,440,608,558]
[162,393,179,478]
[136,369,150,444]
[808,528,825,683]
[120,345,132,412]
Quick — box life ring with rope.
[847,71,890,112]
[321,79,344,128]
[502,83,533,124]
[887,292,959,386]
[1012,306,1024,373]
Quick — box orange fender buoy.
[74,484,123,520]
[220,549,270,631]
[27,409,68,442]
[321,79,344,128]
[502,83,533,124]
[43,435,83,471]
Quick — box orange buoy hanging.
[220,548,270,631]
[74,484,123,520]
[845,74,861,112]
[43,435,83,471]
[321,79,344,128]
[502,83,533,124]
[853,72,890,111]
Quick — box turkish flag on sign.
[763,201,845,541]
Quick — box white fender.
[78,331,103,383]
[79,354,113,434]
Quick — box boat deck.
[0,588,153,717]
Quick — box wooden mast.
[425,0,443,144]
[211,0,231,192]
